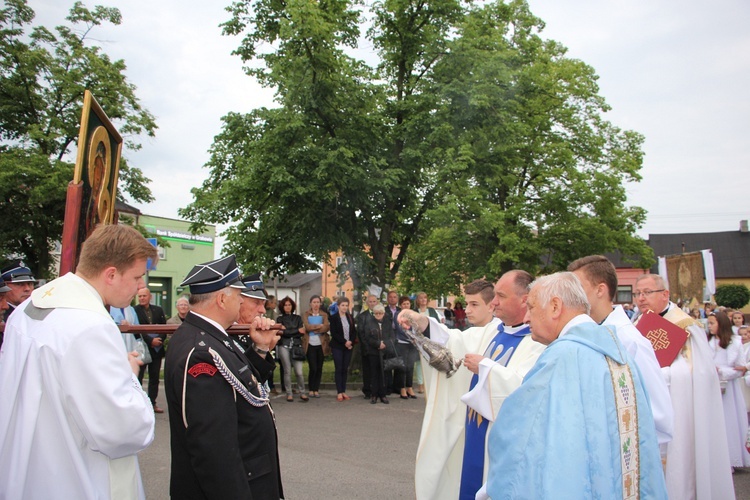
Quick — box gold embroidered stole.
[605,327,640,500]
[663,306,699,367]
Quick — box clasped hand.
[250,316,280,351]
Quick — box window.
[616,285,632,304]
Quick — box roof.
[115,199,141,215]
[272,272,322,288]
[647,230,750,278]
[604,251,647,269]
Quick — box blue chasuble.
[485,322,667,499]
[458,323,530,500]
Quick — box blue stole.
[458,323,531,500]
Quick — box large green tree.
[0,0,156,278]
[183,0,652,298]
[396,1,654,296]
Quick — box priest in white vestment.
[0,225,156,500]
[634,274,735,500]
[401,272,545,500]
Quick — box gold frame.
[73,90,123,226]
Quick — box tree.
[396,1,653,296]
[183,0,652,299]
[0,0,156,278]
[714,284,750,310]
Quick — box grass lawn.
[158,356,364,385]
[268,356,366,385]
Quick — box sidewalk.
[138,383,424,500]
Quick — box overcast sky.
[32,0,750,243]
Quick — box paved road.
[139,386,423,500]
[139,384,750,499]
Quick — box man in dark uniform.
[1,261,37,323]
[165,255,284,500]
[134,287,167,413]
[0,277,12,348]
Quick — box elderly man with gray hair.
[167,295,190,324]
[483,272,667,499]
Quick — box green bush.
[714,284,750,310]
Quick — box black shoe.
[370,397,377,405]
[409,394,417,399]
[400,395,409,400]
[380,397,389,404]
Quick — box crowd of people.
[1,224,750,499]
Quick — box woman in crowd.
[453,302,467,330]
[277,297,308,402]
[414,292,438,393]
[303,295,329,398]
[731,310,745,334]
[329,296,356,402]
[707,311,750,468]
[443,302,455,328]
[363,304,392,404]
[415,292,440,322]
[394,296,418,399]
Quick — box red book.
[635,311,689,368]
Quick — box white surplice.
[0,273,155,500]
[604,305,673,445]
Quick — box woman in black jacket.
[329,296,356,401]
[276,297,309,402]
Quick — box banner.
[665,252,704,305]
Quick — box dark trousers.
[331,346,353,394]
[368,354,385,398]
[306,344,324,392]
[396,342,418,388]
[272,346,283,391]
[361,349,371,396]
[138,348,164,406]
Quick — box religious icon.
[84,126,114,237]
[60,90,123,274]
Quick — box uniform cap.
[1,261,37,284]
[0,278,10,293]
[241,273,267,300]
[180,255,244,294]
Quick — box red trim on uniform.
[188,363,217,378]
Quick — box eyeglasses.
[633,289,665,298]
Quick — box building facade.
[138,214,216,317]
